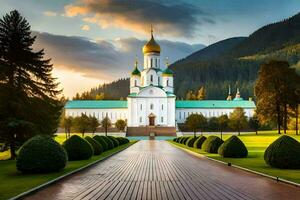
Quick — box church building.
[65,29,256,136]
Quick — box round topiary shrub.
[85,136,103,155]
[62,135,93,160]
[107,136,119,147]
[202,136,224,153]
[264,135,300,169]
[218,135,248,158]
[193,136,207,149]
[181,137,189,144]
[17,135,67,173]
[186,137,198,147]
[172,138,177,142]
[93,135,108,151]
[101,136,114,149]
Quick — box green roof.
[175,100,256,109]
[163,67,173,75]
[65,100,255,109]
[131,66,141,76]
[65,100,127,109]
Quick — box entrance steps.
[126,126,176,136]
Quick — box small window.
[179,112,181,119]
[161,117,163,123]
[150,75,153,82]
[140,104,142,110]
[167,79,169,86]
[158,77,160,85]
[150,104,154,110]
[151,59,153,67]
[140,117,142,123]
[134,80,137,86]
[161,104,164,110]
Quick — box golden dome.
[142,27,161,54]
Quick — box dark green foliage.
[16,135,67,173]
[173,138,177,142]
[186,137,198,147]
[0,10,62,159]
[62,135,93,160]
[202,136,224,153]
[193,136,207,149]
[100,136,114,149]
[218,136,248,158]
[180,137,189,144]
[264,135,300,169]
[116,137,129,145]
[178,137,185,143]
[85,136,103,155]
[184,137,192,145]
[93,135,108,151]
[107,136,119,147]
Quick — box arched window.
[158,77,160,85]
[150,58,153,67]
[134,80,137,86]
[150,75,153,82]
[140,117,142,123]
[161,104,163,110]
[140,104,142,110]
[150,104,154,110]
[161,117,164,123]
[167,79,169,86]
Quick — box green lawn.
[0,141,136,200]
[169,133,300,184]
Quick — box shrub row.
[16,135,130,173]
[173,135,248,158]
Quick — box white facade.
[65,30,256,127]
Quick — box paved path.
[26,141,300,200]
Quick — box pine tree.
[0,10,62,159]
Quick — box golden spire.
[135,55,138,66]
[142,24,161,54]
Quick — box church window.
[140,117,142,123]
[161,117,164,123]
[150,75,153,82]
[167,79,169,86]
[184,112,186,119]
[158,77,160,85]
[134,80,137,86]
[179,112,181,119]
[161,104,163,110]
[140,104,142,110]
[151,58,153,67]
[150,104,154,110]
[149,90,153,94]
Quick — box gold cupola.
[142,26,161,54]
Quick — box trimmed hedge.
[85,136,103,155]
[186,137,198,147]
[264,135,300,169]
[17,135,67,173]
[62,135,93,160]
[181,137,189,144]
[100,136,114,149]
[107,136,119,147]
[93,135,108,151]
[116,137,129,145]
[202,136,224,153]
[193,136,207,149]
[218,136,248,158]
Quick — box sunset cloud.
[64,0,214,37]
[81,24,90,31]
[32,31,204,80]
[43,11,57,17]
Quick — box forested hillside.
[73,12,300,100]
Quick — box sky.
[0,0,300,98]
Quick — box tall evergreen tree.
[0,10,62,159]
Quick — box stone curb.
[169,141,300,188]
[9,141,138,200]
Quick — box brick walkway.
[25,140,300,200]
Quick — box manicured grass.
[0,141,136,200]
[169,133,300,184]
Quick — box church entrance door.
[148,113,156,126]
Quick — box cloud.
[64,0,214,37]
[81,24,90,31]
[32,31,204,81]
[43,11,57,17]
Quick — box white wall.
[175,108,255,123]
[65,108,128,123]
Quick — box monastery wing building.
[65,29,256,136]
